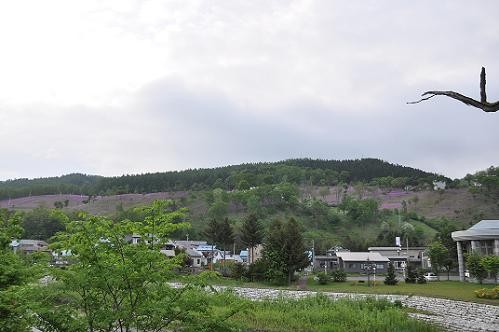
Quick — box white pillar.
[494,240,499,256]
[456,241,465,282]
[471,240,479,253]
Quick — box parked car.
[423,272,438,281]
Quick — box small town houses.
[11,235,431,275]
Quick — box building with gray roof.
[452,220,499,281]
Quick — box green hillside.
[2,160,498,255]
[0,158,443,200]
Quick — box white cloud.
[1,1,499,180]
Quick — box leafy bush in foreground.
[475,286,499,299]
[222,294,441,332]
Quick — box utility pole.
[312,239,315,273]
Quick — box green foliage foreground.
[216,293,441,332]
[2,201,441,331]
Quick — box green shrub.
[246,259,267,282]
[316,272,330,285]
[416,269,427,284]
[475,286,499,299]
[333,269,347,282]
[231,262,246,280]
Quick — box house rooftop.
[452,220,499,241]
[197,244,218,251]
[469,220,499,230]
[368,247,426,251]
[336,252,390,262]
[185,248,203,257]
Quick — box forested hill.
[0,158,444,200]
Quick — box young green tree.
[466,252,487,284]
[481,255,499,284]
[384,262,398,285]
[33,200,236,332]
[240,214,264,264]
[427,241,448,279]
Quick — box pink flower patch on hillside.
[380,202,401,209]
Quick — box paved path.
[206,285,499,332]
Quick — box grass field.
[210,292,441,332]
[306,279,499,305]
[203,277,499,305]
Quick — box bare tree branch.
[408,67,499,113]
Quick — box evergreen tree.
[204,219,220,269]
[218,217,234,261]
[416,269,427,284]
[384,262,398,285]
[240,214,264,264]
[263,219,286,283]
[283,218,310,285]
[263,218,310,285]
[405,265,417,283]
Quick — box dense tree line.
[0,158,442,200]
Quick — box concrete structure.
[213,251,243,264]
[368,246,429,270]
[432,180,447,191]
[185,248,206,267]
[452,220,499,281]
[335,252,390,273]
[312,246,350,272]
[314,254,339,272]
[239,250,249,263]
[10,239,49,254]
[248,244,263,264]
[173,240,207,250]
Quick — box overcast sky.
[1,0,499,181]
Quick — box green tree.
[203,219,220,270]
[240,214,264,264]
[466,252,487,284]
[33,200,237,331]
[283,218,310,285]
[237,179,250,191]
[218,217,234,262]
[263,218,310,285]
[0,209,32,332]
[263,219,286,283]
[434,222,458,274]
[481,255,499,284]
[384,262,398,285]
[427,241,448,279]
[405,265,417,283]
[22,207,66,240]
[339,196,378,224]
[207,200,228,220]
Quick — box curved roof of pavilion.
[452,220,499,241]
